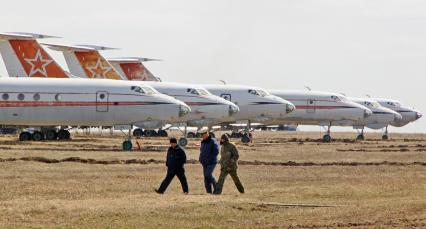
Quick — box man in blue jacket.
[198,129,219,194]
[155,138,189,194]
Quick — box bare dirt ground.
[0,131,425,228]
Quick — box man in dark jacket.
[214,134,244,194]
[155,138,189,194]
[198,129,219,194]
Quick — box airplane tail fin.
[0,32,69,78]
[107,57,161,81]
[44,43,124,80]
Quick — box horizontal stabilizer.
[0,32,60,40]
[108,57,162,63]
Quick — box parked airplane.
[0,77,190,150]
[202,85,296,142]
[44,44,240,146]
[347,97,402,140]
[370,98,422,138]
[0,32,191,149]
[267,90,372,142]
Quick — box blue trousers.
[202,164,217,194]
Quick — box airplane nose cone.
[179,104,191,117]
[394,113,403,122]
[286,103,296,114]
[364,109,372,118]
[228,104,240,116]
[416,112,423,120]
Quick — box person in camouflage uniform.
[214,134,245,194]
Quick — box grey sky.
[0,0,424,132]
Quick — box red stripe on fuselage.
[0,101,162,108]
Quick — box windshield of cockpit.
[364,101,380,108]
[387,101,401,107]
[248,89,270,97]
[187,88,210,96]
[331,95,347,102]
[131,85,158,95]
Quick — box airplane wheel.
[179,137,188,147]
[241,135,251,144]
[58,130,71,140]
[209,132,216,138]
[323,134,332,143]
[145,130,157,137]
[157,130,168,137]
[122,141,133,151]
[230,132,240,138]
[32,131,44,141]
[19,132,32,141]
[133,128,144,137]
[46,130,58,140]
[195,133,202,138]
[382,135,389,140]
[356,134,365,141]
[187,132,196,138]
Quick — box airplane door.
[306,99,316,113]
[96,91,109,112]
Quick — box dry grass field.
[0,131,425,228]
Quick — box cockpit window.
[187,88,200,95]
[387,101,400,107]
[364,101,380,108]
[131,86,157,95]
[248,89,269,97]
[197,89,210,96]
[331,95,341,101]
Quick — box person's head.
[199,129,209,140]
[220,134,229,145]
[169,138,178,148]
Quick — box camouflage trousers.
[214,168,244,194]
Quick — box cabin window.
[55,94,62,101]
[33,93,41,101]
[17,93,25,101]
[2,93,9,100]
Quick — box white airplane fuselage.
[201,85,294,124]
[348,97,402,129]
[267,90,372,126]
[371,98,422,127]
[144,82,239,127]
[0,78,188,127]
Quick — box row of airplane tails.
[0,32,422,150]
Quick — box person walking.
[198,129,219,194]
[214,134,244,194]
[155,138,189,194]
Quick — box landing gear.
[133,128,144,138]
[157,129,168,137]
[122,125,133,151]
[32,131,44,141]
[122,141,133,151]
[187,132,196,138]
[179,125,189,147]
[241,133,251,144]
[382,126,389,141]
[323,134,332,143]
[356,127,365,141]
[145,130,157,137]
[178,137,188,147]
[58,129,71,140]
[19,132,31,141]
[241,120,252,144]
[322,125,332,143]
[45,130,58,140]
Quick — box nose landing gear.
[356,127,365,141]
[122,125,133,151]
[322,125,332,143]
[382,126,389,140]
